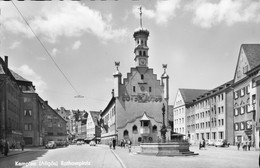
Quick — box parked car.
[45,141,56,149]
[89,141,96,146]
[206,139,215,146]
[77,141,84,145]
[56,141,69,147]
[215,139,229,147]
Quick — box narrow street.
[0,144,122,168]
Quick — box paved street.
[0,144,259,168]
[0,144,122,168]
[112,145,259,168]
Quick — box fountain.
[139,104,198,156]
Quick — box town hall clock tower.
[133,7,149,68]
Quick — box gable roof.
[242,44,260,70]
[10,70,30,82]
[179,88,209,104]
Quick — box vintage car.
[45,141,57,149]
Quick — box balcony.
[140,127,150,135]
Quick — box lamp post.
[252,100,256,148]
[161,103,167,143]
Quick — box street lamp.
[160,103,167,143]
[252,97,256,148]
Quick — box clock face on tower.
[139,58,146,66]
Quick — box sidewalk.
[0,146,46,159]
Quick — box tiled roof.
[179,89,209,104]
[10,70,30,82]
[242,44,260,69]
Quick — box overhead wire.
[11,0,83,97]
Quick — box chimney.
[111,89,114,97]
[4,56,8,69]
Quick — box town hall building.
[100,10,171,145]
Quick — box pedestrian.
[202,138,206,150]
[4,140,9,156]
[199,141,202,150]
[128,140,132,153]
[112,138,116,150]
[237,141,241,150]
[248,140,251,151]
[21,140,25,151]
[109,140,112,149]
[0,139,3,154]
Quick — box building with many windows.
[173,89,208,143]
[232,44,260,147]
[0,56,23,145]
[86,111,101,143]
[187,81,234,145]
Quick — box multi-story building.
[86,111,101,143]
[100,17,171,145]
[42,102,67,144]
[233,44,260,148]
[187,81,234,145]
[173,89,208,143]
[246,63,260,149]
[0,56,23,145]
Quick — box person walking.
[109,140,112,149]
[112,138,116,150]
[248,140,251,151]
[21,140,25,151]
[0,139,3,154]
[128,140,132,153]
[4,140,9,156]
[237,141,241,150]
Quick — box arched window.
[152,125,157,132]
[141,74,144,80]
[132,125,138,133]
[139,51,142,56]
[143,51,146,56]
[123,130,129,137]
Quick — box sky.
[0,0,259,112]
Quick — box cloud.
[13,65,47,94]
[1,1,127,43]
[72,40,81,50]
[186,0,260,28]
[9,41,21,49]
[51,48,59,56]
[132,0,181,25]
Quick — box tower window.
[141,74,144,80]
[133,86,136,92]
[139,51,142,56]
[141,40,143,44]
[143,51,146,56]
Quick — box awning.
[84,137,94,141]
[171,132,185,136]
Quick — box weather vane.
[163,64,167,72]
[139,6,143,28]
[115,61,120,71]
